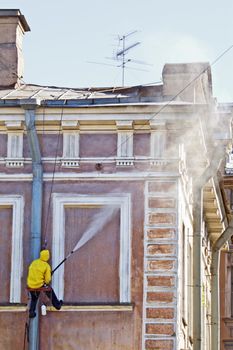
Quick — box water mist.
[52,205,118,274]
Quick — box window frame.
[62,131,80,167]
[0,195,24,303]
[6,132,24,167]
[52,193,131,303]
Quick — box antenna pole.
[87,31,147,86]
[122,36,124,86]
[117,32,140,86]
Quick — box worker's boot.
[29,311,36,318]
[56,300,63,310]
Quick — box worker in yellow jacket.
[27,250,63,318]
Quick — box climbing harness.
[26,286,53,319]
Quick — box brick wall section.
[146,308,174,319]
[147,244,175,255]
[148,198,176,208]
[147,228,176,240]
[146,323,174,335]
[147,260,175,271]
[148,213,176,225]
[142,180,177,350]
[147,292,174,303]
[145,339,173,350]
[147,276,175,287]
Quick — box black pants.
[29,288,61,314]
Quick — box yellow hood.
[40,250,50,262]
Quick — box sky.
[1,0,233,102]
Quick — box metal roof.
[0,83,167,106]
[0,83,208,107]
[0,84,127,100]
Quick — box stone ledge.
[0,304,134,312]
[47,304,134,312]
[0,305,27,312]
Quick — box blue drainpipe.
[21,99,42,350]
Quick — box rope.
[22,287,53,349]
[23,314,30,350]
[22,288,32,349]
[43,100,66,248]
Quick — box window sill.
[0,303,134,312]
[0,304,27,312]
[48,304,134,312]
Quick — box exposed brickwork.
[148,181,176,193]
[147,260,174,271]
[147,228,176,239]
[148,213,176,225]
[146,308,174,319]
[147,276,175,287]
[143,180,177,350]
[147,244,175,255]
[149,197,176,208]
[145,339,173,350]
[147,292,174,303]
[146,323,174,335]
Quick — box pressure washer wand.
[51,250,74,275]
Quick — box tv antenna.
[116,31,140,86]
[87,30,152,86]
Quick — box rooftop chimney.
[162,62,213,103]
[0,9,30,88]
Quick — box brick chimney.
[162,62,213,103]
[0,9,30,88]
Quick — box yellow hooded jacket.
[27,250,51,289]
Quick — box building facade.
[219,127,233,350]
[0,9,232,350]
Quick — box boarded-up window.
[7,133,23,158]
[151,131,166,158]
[0,207,12,302]
[117,132,133,158]
[64,207,120,303]
[63,132,79,159]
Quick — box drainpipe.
[211,219,233,350]
[192,147,225,350]
[21,99,42,350]
[193,188,203,350]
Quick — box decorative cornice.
[61,120,80,129]
[116,120,133,130]
[5,121,23,130]
[149,120,167,130]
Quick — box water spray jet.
[52,206,118,274]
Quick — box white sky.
[1,0,233,101]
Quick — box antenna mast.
[87,30,152,86]
[116,31,140,86]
